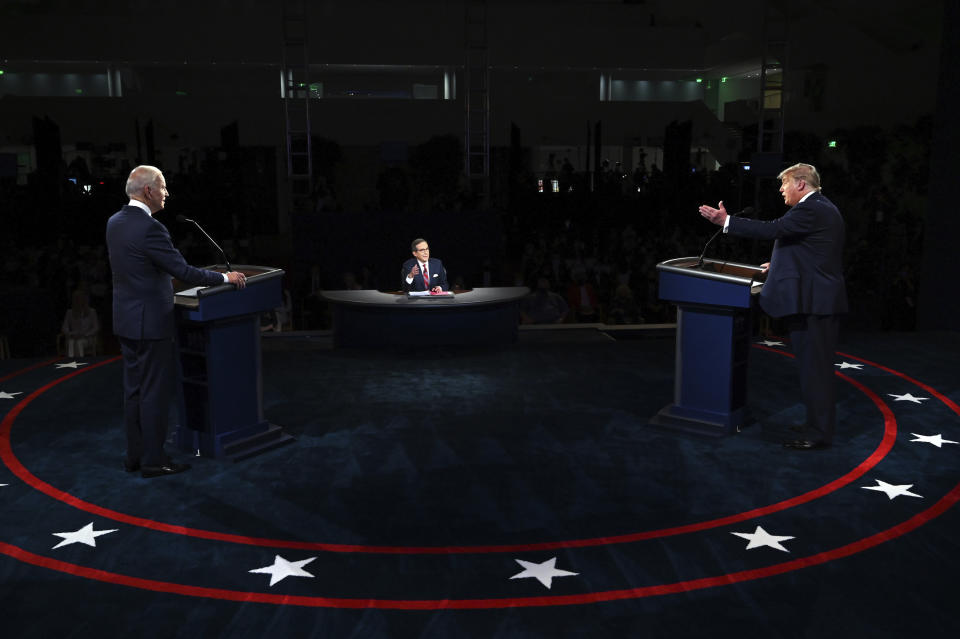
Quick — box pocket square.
[432,273,438,278]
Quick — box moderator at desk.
[321,287,529,347]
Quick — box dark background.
[0,0,956,356]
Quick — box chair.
[57,332,100,357]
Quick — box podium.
[173,265,294,460]
[651,257,766,436]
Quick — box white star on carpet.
[510,557,579,589]
[910,433,958,448]
[731,525,794,552]
[862,479,923,500]
[249,555,317,587]
[52,522,118,549]
[0,391,23,399]
[757,340,784,347]
[887,393,929,404]
[835,362,864,370]
[55,361,88,369]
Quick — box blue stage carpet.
[1,329,958,638]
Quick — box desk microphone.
[176,214,233,273]
[696,206,754,268]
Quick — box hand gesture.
[408,264,420,279]
[698,200,728,226]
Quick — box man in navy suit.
[699,163,847,450]
[106,165,247,478]
[401,238,449,293]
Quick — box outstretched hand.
[698,200,728,226]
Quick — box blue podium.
[651,257,766,436]
[173,265,294,460]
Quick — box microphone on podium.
[696,206,755,268]
[176,214,233,273]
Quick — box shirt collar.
[798,190,816,204]
[128,199,152,216]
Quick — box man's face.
[144,175,169,213]
[412,242,430,262]
[779,175,804,207]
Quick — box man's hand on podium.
[226,271,247,289]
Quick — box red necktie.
[422,263,430,288]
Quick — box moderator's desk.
[321,287,529,347]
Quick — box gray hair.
[410,238,428,252]
[125,165,163,197]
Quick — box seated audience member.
[521,277,569,324]
[607,284,643,324]
[566,266,599,322]
[61,289,99,357]
[342,271,363,290]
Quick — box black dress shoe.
[123,460,140,473]
[141,462,191,478]
[783,439,830,450]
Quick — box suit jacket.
[401,257,448,292]
[106,205,225,340]
[727,191,848,318]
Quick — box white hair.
[125,165,162,197]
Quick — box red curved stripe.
[0,357,65,384]
[2,482,958,609]
[0,354,897,554]
[837,351,960,418]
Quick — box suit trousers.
[785,314,840,444]
[118,336,176,466]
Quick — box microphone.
[176,215,233,273]
[696,206,754,268]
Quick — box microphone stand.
[177,215,233,273]
[696,228,724,269]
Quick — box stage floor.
[1,329,958,637]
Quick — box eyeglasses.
[415,247,430,252]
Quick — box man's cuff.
[222,273,230,282]
[405,276,414,284]
[722,216,731,233]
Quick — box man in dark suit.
[698,163,847,450]
[401,238,449,292]
[106,165,246,478]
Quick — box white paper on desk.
[177,286,205,297]
[408,291,432,297]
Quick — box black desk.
[320,287,530,347]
